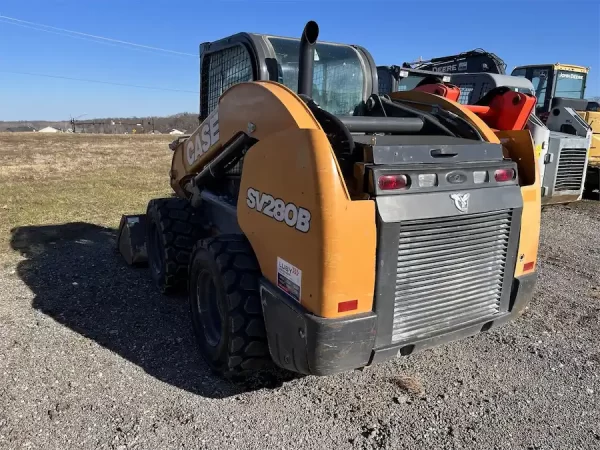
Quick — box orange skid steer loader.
[117,21,541,379]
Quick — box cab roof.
[512,63,589,73]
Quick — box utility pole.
[71,114,87,133]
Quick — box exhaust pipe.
[298,20,319,98]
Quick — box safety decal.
[277,257,301,302]
[246,188,311,233]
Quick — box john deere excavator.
[118,22,541,379]
[403,48,507,75]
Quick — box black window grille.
[201,44,253,117]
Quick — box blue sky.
[0,0,598,121]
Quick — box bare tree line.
[0,112,200,134]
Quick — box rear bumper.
[259,272,537,376]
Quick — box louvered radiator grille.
[392,209,512,342]
[554,148,587,192]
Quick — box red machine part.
[414,83,460,102]
[415,82,536,131]
[466,91,536,131]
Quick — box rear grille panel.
[392,209,512,343]
[554,148,587,191]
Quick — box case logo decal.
[246,188,311,232]
[450,192,470,213]
[186,107,219,166]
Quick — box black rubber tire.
[188,235,272,378]
[145,197,203,294]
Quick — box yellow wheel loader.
[118,21,541,378]
[578,106,600,194]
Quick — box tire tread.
[146,197,203,294]
[190,234,271,377]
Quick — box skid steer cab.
[118,21,541,379]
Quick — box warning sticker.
[277,257,301,302]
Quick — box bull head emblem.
[450,193,470,213]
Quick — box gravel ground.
[1,201,600,450]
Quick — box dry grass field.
[0,132,174,262]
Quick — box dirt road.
[1,201,600,450]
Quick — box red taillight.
[494,168,515,182]
[378,174,408,190]
[338,299,358,313]
[523,261,535,272]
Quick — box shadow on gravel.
[10,222,294,398]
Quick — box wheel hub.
[196,270,223,348]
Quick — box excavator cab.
[119,22,541,379]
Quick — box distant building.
[168,129,185,135]
[7,126,37,132]
[38,126,60,133]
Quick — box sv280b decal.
[246,188,311,233]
